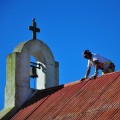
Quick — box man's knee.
[109,63,115,72]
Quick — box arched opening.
[30,55,46,90]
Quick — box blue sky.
[0,0,120,110]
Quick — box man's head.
[83,50,92,59]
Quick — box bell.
[30,66,38,79]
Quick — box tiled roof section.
[10,71,120,120]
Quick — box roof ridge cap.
[64,71,120,87]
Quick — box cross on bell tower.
[29,18,40,39]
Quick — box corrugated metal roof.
[10,71,120,120]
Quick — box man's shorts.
[102,63,115,75]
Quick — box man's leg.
[102,63,115,75]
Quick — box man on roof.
[81,50,115,80]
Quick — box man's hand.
[90,75,97,79]
[80,77,88,81]
[80,78,86,81]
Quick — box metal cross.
[29,18,40,40]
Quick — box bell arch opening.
[30,53,46,90]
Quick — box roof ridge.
[64,71,120,87]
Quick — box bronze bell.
[30,66,38,79]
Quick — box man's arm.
[90,60,99,79]
[84,66,91,78]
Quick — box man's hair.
[83,50,92,58]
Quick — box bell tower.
[5,19,59,109]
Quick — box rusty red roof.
[10,71,120,120]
